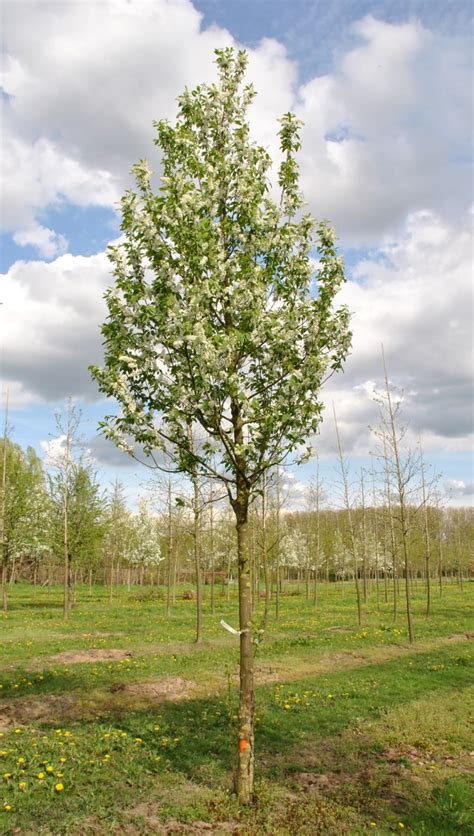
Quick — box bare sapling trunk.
[383,437,398,621]
[360,470,369,603]
[334,405,362,626]
[260,472,271,628]
[382,348,413,643]
[1,563,7,613]
[419,441,431,616]
[109,559,114,603]
[189,429,202,644]
[313,459,321,609]
[305,535,310,602]
[437,512,443,597]
[63,517,69,620]
[371,461,381,609]
[166,478,173,617]
[234,477,254,805]
[1,391,9,613]
[209,497,216,616]
[274,467,281,621]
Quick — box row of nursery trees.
[1,401,472,623]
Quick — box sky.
[1,0,473,509]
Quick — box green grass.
[0,581,472,834]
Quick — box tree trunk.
[261,474,270,628]
[210,499,216,616]
[109,559,114,603]
[274,467,281,621]
[1,562,7,613]
[234,490,254,805]
[1,393,9,613]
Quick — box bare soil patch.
[0,677,196,730]
[254,664,280,684]
[110,677,195,703]
[0,693,78,731]
[124,802,239,834]
[48,648,133,665]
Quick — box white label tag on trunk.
[220,619,241,636]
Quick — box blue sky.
[1,0,472,508]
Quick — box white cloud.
[296,16,472,242]
[0,380,36,411]
[1,130,121,253]
[1,250,112,401]
[314,208,474,457]
[1,0,232,253]
[444,479,474,498]
[13,224,68,259]
[2,4,470,254]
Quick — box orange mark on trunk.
[239,738,249,752]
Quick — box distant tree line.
[1,430,472,618]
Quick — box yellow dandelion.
[37,772,45,780]
[18,781,27,790]
[54,782,64,792]
[3,803,12,811]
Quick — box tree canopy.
[91,48,351,497]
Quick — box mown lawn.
[0,581,472,834]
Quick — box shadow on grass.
[10,599,64,609]
[97,643,473,784]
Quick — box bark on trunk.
[235,494,254,804]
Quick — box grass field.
[0,582,472,834]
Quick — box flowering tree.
[103,480,131,599]
[125,499,162,580]
[1,439,51,605]
[91,48,351,802]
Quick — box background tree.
[333,405,362,625]
[91,48,351,802]
[103,480,130,600]
[47,400,82,619]
[50,462,105,605]
[372,348,422,643]
[1,433,49,609]
[125,499,162,584]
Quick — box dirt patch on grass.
[254,664,280,684]
[124,802,239,834]
[295,771,343,792]
[48,648,133,665]
[0,677,196,730]
[79,631,124,638]
[0,693,78,731]
[110,677,195,703]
